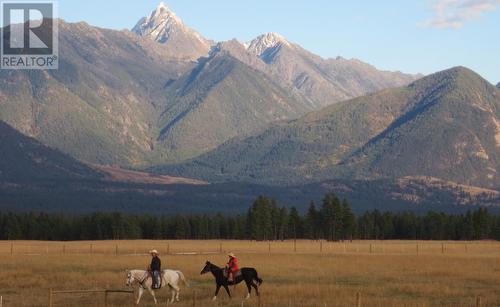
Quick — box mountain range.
[158,67,500,190]
[0,2,419,166]
[0,2,498,212]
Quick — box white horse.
[126,269,189,305]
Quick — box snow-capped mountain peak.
[132,2,204,45]
[246,32,291,56]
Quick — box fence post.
[476,296,481,307]
[294,239,297,252]
[48,288,53,307]
[1,295,3,307]
[441,243,444,254]
[356,292,361,307]
[268,241,271,254]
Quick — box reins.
[133,271,150,289]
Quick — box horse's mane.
[208,262,222,270]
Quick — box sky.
[59,0,500,83]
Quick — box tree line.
[0,193,499,241]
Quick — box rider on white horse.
[125,249,189,305]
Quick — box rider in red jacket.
[226,252,238,282]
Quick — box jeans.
[152,270,160,288]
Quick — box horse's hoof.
[212,296,217,301]
[245,294,250,299]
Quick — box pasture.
[0,240,499,306]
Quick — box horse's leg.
[223,284,231,298]
[172,284,180,301]
[251,281,259,296]
[213,284,221,301]
[136,287,144,305]
[169,286,175,304]
[148,288,157,305]
[245,280,252,299]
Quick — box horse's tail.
[255,276,263,286]
[177,271,189,287]
[253,269,263,286]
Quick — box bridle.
[201,263,213,274]
[128,271,150,289]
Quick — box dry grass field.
[0,240,499,306]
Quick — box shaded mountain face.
[132,2,211,60]
[155,52,309,162]
[497,82,500,89]
[0,121,497,212]
[160,67,500,190]
[0,121,102,182]
[0,20,196,166]
[215,33,420,109]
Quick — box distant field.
[0,240,499,306]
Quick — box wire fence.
[0,240,499,256]
[48,289,134,307]
[43,288,487,307]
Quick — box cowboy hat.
[227,252,236,258]
[149,249,159,255]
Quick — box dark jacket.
[150,256,161,271]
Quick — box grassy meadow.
[0,240,498,306]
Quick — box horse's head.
[200,261,212,275]
[125,270,133,287]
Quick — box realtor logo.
[1,1,58,69]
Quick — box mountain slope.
[1,120,498,213]
[154,86,417,183]
[0,18,418,168]
[0,5,423,168]
[218,33,420,108]
[0,121,102,182]
[155,52,309,162]
[132,2,211,60]
[159,67,500,189]
[497,82,500,89]
[345,67,500,188]
[0,20,195,166]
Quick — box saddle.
[223,269,242,279]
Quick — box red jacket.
[227,257,238,272]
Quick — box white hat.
[227,252,235,258]
[149,249,158,255]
